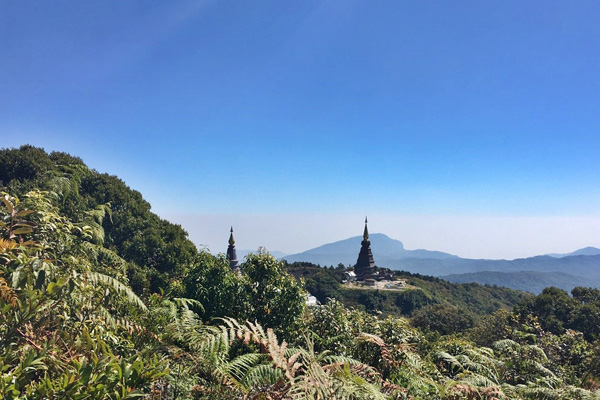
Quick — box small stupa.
[226,227,240,272]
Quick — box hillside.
[0,145,199,293]
[285,262,529,318]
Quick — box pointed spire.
[363,216,369,241]
[227,227,240,272]
[228,226,235,245]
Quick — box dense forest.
[2,145,600,399]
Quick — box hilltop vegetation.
[286,262,528,327]
[0,145,198,295]
[2,145,600,399]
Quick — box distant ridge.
[442,271,593,294]
[283,233,458,266]
[547,246,600,258]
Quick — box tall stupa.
[353,217,376,280]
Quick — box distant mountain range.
[283,233,459,267]
[283,234,600,294]
[442,271,593,294]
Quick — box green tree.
[514,287,577,335]
[183,251,248,321]
[241,253,307,340]
[411,304,474,335]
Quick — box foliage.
[0,145,199,294]
[411,304,475,335]
[515,286,600,342]
[286,261,528,321]
[183,251,246,321]
[183,251,307,339]
[240,253,307,340]
[0,191,168,398]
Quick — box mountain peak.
[547,247,600,258]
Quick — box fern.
[0,274,18,307]
[86,271,147,311]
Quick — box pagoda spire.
[228,226,235,245]
[227,226,240,272]
[363,216,369,241]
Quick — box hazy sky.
[2,1,600,259]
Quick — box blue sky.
[2,1,600,258]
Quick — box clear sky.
[2,1,600,259]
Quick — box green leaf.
[12,227,33,236]
[14,221,35,227]
[47,281,62,295]
[2,196,13,213]
[16,209,34,217]
[88,272,147,311]
[81,364,93,386]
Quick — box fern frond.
[518,385,561,400]
[358,332,395,366]
[459,372,501,389]
[0,238,17,253]
[87,271,147,311]
[493,339,520,353]
[79,241,127,274]
[0,274,18,307]
[435,351,464,373]
[216,352,265,388]
[242,364,285,388]
[173,297,204,313]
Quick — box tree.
[572,286,600,305]
[515,286,579,336]
[183,251,248,321]
[411,304,474,335]
[241,253,307,340]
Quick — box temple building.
[226,227,240,272]
[353,217,376,280]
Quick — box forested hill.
[0,145,198,293]
[286,262,529,321]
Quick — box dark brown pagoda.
[227,227,240,272]
[354,217,376,280]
